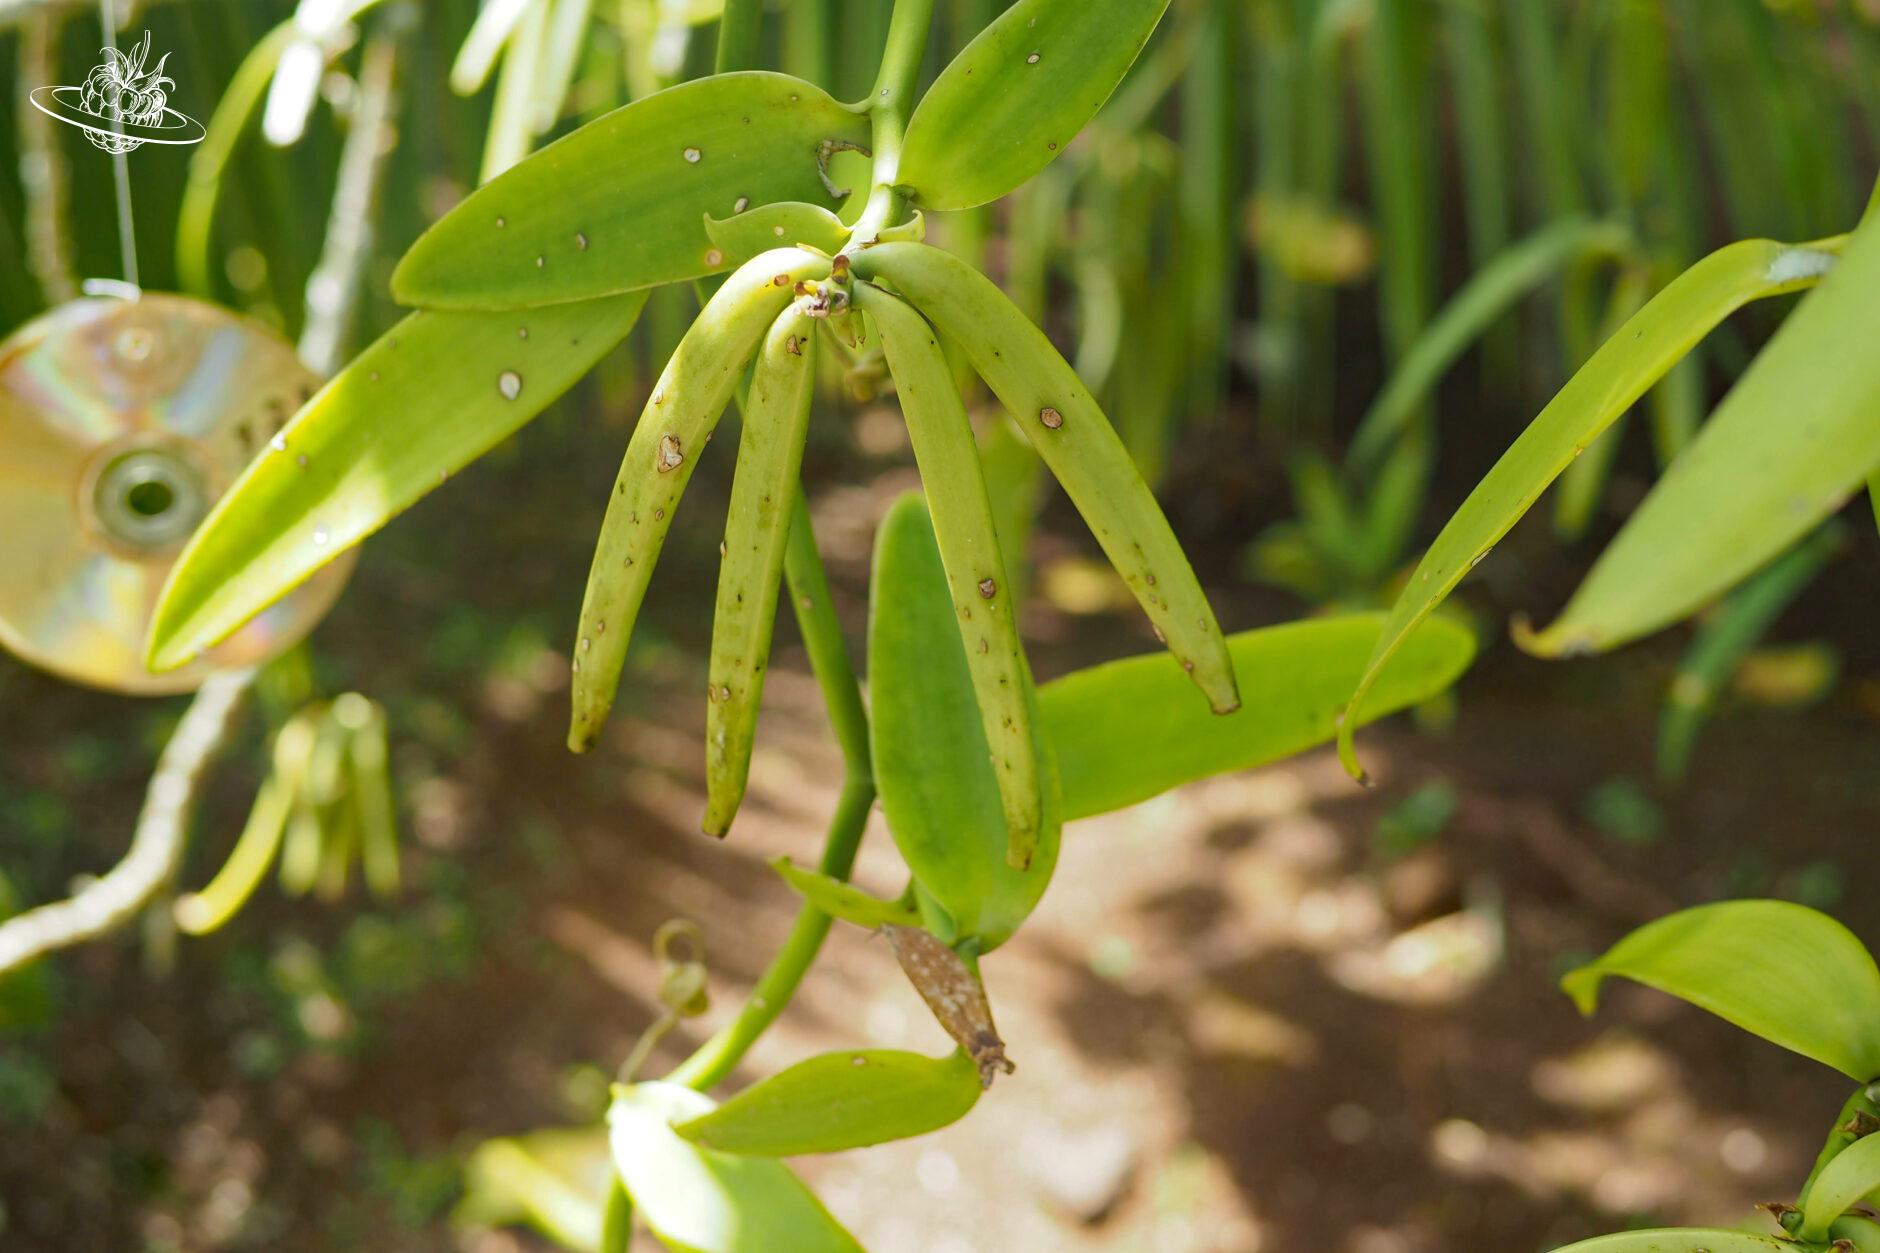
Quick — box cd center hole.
[124,480,175,518]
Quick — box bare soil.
[4,409,1880,1253]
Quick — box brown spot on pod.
[1038,406,1064,429]
[575,232,589,250]
[978,578,997,599]
[657,434,685,472]
[1025,51,1041,64]
[785,335,803,356]
[683,147,702,163]
[705,248,725,267]
[773,273,790,287]
[882,926,1014,1089]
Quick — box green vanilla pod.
[850,242,1238,717]
[702,304,818,835]
[867,492,1060,950]
[855,281,1042,866]
[570,248,829,752]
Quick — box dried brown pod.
[883,924,1014,1089]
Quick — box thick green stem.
[714,0,764,74]
[848,0,935,244]
[1793,1083,1880,1227]
[667,491,874,1091]
[598,1178,632,1253]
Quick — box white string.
[97,0,139,292]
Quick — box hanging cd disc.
[0,294,357,695]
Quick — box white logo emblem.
[29,30,205,154]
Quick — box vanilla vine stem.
[661,0,930,1093]
[847,0,935,247]
[669,493,874,1091]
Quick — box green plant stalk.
[1445,0,1508,270]
[1353,0,1434,576]
[848,0,937,246]
[1345,216,1631,479]
[1507,0,1586,221]
[668,492,873,1092]
[1673,0,1784,239]
[172,773,295,935]
[176,14,308,310]
[1656,523,1840,785]
[715,0,765,74]
[598,1176,632,1253]
[1795,1086,1880,1220]
[1291,0,1353,437]
[1803,1127,1880,1240]
[1249,0,1300,433]
[1362,0,1433,364]
[783,0,835,87]
[1648,352,1701,470]
[18,13,77,305]
[480,0,550,183]
[1441,0,1514,389]
[1178,0,1233,418]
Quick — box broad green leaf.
[1562,900,1880,1081]
[1802,1132,1880,1240]
[1338,231,1847,779]
[608,1082,861,1253]
[1542,1231,1797,1253]
[898,0,1171,211]
[1043,612,1476,822]
[1525,212,1880,656]
[454,1126,613,1252]
[869,492,1060,950]
[146,294,645,671]
[674,1049,981,1155]
[704,201,849,265]
[392,73,869,310]
[771,858,919,930]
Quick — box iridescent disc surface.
[0,294,356,695]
